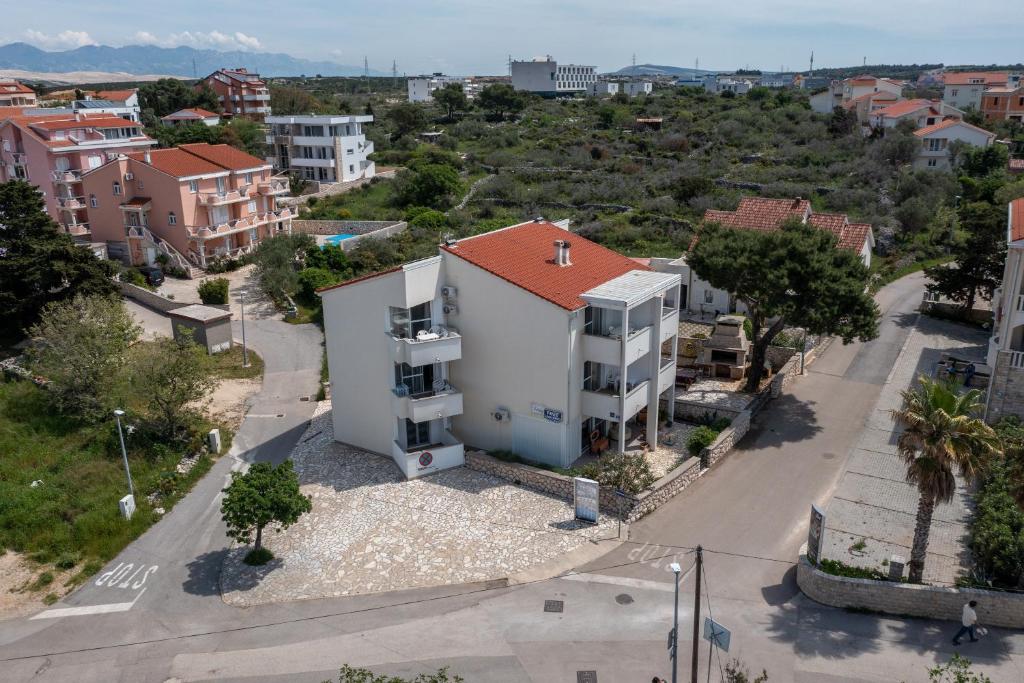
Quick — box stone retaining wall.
[119,281,230,314]
[291,220,408,252]
[797,551,1024,629]
[700,410,751,469]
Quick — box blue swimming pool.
[323,234,355,247]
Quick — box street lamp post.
[240,288,250,368]
[670,561,681,683]
[113,409,134,498]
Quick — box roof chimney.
[553,239,572,266]
[793,196,802,207]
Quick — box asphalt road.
[1,273,1021,683]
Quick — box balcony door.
[395,362,434,398]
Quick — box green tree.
[433,83,468,121]
[724,659,769,683]
[827,107,859,138]
[130,332,217,442]
[388,102,428,139]
[960,144,1008,178]
[925,654,993,683]
[221,461,312,558]
[139,78,220,124]
[198,277,229,305]
[149,121,222,149]
[304,243,352,277]
[219,118,265,157]
[27,294,140,422]
[394,164,461,209]
[296,267,339,304]
[477,83,526,120]
[672,176,714,204]
[969,461,1024,588]
[925,201,1006,312]
[192,83,221,113]
[689,220,879,392]
[891,377,1000,583]
[254,233,316,300]
[270,84,331,115]
[0,180,118,340]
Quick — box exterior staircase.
[128,226,198,279]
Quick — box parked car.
[138,266,165,287]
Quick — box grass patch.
[819,558,889,581]
[243,547,274,565]
[28,571,54,591]
[283,302,318,325]
[0,379,227,567]
[209,345,264,381]
[42,593,59,605]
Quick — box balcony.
[10,152,27,164]
[390,329,462,367]
[658,357,676,393]
[257,179,288,195]
[56,196,86,211]
[51,169,83,183]
[187,217,255,239]
[391,430,464,479]
[62,222,90,236]
[391,385,464,423]
[581,380,650,422]
[198,188,250,206]
[660,307,679,342]
[360,140,375,155]
[582,325,652,366]
[243,93,271,102]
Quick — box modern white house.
[985,198,1024,422]
[589,81,620,97]
[265,114,375,183]
[648,197,874,317]
[912,119,995,171]
[703,76,753,95]
[511,57,596,96]
[407,74,455,102]
[623,81,653,97]
[319,219,681,478]
[809,75,905,114]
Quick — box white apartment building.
[703,76,753,95]
[408,74,456,102]
[986,199,1024,422]
[511,57,596,96]
[589,81,620,97]
[809,75,905,114]
[265,114,375,184]
[623,81,653,97]
[912,119,995,171]
[320,219,681,478]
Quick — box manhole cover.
[577,672,597,683]
[822,452,837,460]
[615,593,634,605]
[544,599,564,613]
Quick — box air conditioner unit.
[443,303,458,315]
[492,407,511,422]
[441,285,457,299]
[124,172,134,180]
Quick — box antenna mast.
[809,51,814,77]
[363,56,369,93]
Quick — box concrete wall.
[119,281,188,313]
[985,351,1024,423]
[292,220,408,252]
[168,315,232,353]
[511,60,557,93]
[443,253,579,468]
[797,552,1024,629]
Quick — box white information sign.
[573,477,600,524]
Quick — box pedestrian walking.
[952,600,979,645]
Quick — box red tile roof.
[92,89,136,102]
[913,119,995,138]
[871,99,937,118]
[1011,199,1024,243]
[128,148,225,178]
[27,115,140,131]
[161,107,219,120]
[942,71,1009,86]
[441,221,650,310]
[704,197,810,232]
[702,198,872,253]
[0,81,35,95]
[178,143,267,171]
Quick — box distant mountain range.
[0,43,384,78]
[609,64,718,78]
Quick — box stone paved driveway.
[221,405,615,605]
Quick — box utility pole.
[632,52,637,76]
[392,59,398,90]
[809,51,814,77]
[113,409,134,498]
[691,546,703,683]
[669,562,682,683]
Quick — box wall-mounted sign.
[418,451,433,468]
[544,408,562,423]
[531,402,545,416]
[807,504,826,565]
[574,477,599,523]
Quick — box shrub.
[296,267,339,304]
[818,558,888,581]
[197,277,229,305]
[969,462,1024,589]
[243,547,274,566]
[578,450,656,494]
[687,426,719,455]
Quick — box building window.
[244,172,252,185]
[390,302,432,339]
[89,194,97,208]
[112,181,122,196]
[951,89,958,97]
[404,419,431,449]
[394,362,433,396]
[168,211,176,225]
[349,165,355,174]
[248,200,257,213]
[704,290,714,305]
[582,361,598,391]
[927,159,938,167]
[189,180,198,193]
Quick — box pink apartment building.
[0,111,154,237]
[197,69,271,122]
[81,143,291,270]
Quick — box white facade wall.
[266,114,375,183]
[944,84,988,111]
[624,82,653,97]
[589,82,620,97]
[913,124,994,171]
[512,58,596,94]
[407,76,454,102]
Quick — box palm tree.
[891,376,1000,583]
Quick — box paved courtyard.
[823,313,989,585]
[221,404,616,606]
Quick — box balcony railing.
[10,152,27,164]
[391,384,464,423]
[198,187,250,206]
[51,169,83,183]
[257,179,288,195]
[56,196,86,210]
[390,327,462,366]
[62,222,90,236]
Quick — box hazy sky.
[4,0,1022,75]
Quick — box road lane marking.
[560,572,682,593]
[30,588,147,620]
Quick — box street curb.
[505,531,627,586]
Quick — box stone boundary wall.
[797,551,1024,629]
[464,451,622,512]
[292,220,408,252]
[119,281,230,314]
